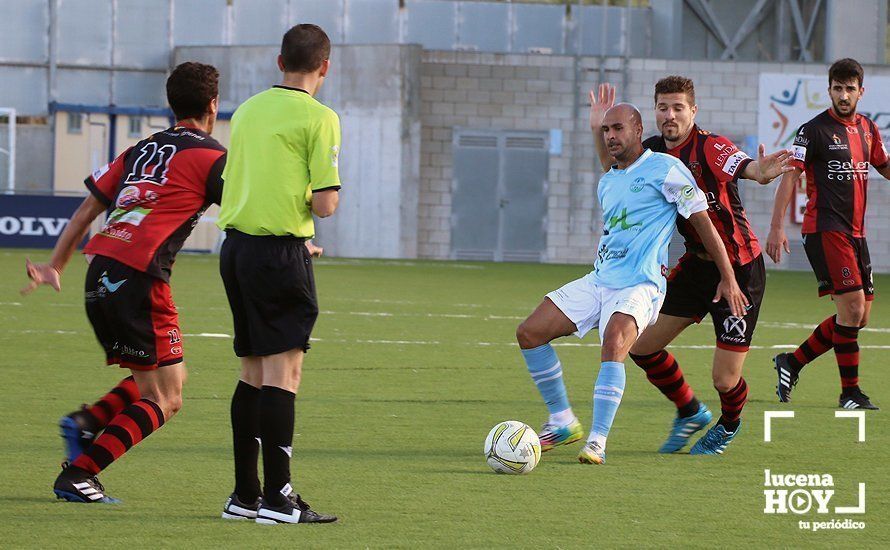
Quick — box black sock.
[231,380,262,502]
[718,417,741,433]
[260,385,296,507]
[678,396,701,418]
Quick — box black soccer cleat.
[839,389,879,410]
[59,406,99,462]
[255,491,337,525]
[221,493,261,520]
[774,353,799,403]
[53,463,120,504]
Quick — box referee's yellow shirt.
[218,86,341,237]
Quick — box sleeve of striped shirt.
[661,163,708,219]
[309,109,342,192]
[204,152,226,206]
[869,121,889,169]
[790,124,814,172]
[83,147,132,207]
[704,135,751,182]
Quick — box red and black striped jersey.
[83,125,226,281]
[643,126,760,266]
[790,109,889,237]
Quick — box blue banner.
[0,195,85,248]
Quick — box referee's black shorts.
[219,229,318,357]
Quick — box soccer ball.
[483,420,541,474]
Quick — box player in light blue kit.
[516,104,749,464]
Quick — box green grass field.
[0,249,887,547]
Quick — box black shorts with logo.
[802,231,874,301]
[219,229,318,357]
[85,255,183,370]
[659,253,766,351]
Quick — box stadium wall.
[416,52,890,273]
[10,40,890,272]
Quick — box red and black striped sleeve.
[204,152,226,206]
[701,134,752,183]
[84,147,133,206]
[790,124,816,172]
[868,120,889,170]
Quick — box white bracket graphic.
[764,411,795,442]
[835,410,866,442]
[835,483,866,514]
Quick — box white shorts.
[545,275,664,342]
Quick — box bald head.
[601,102,644,168]
[603,103,643,129]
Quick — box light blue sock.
[590,361,626,445]
[521,344,571,418]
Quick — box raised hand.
[589,83,616,132]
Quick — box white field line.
[329,298,488,309]
[325,313,890,333]
[12,329,79,335]
[759,321,890,333]
[186,308,890,332]
[317,310,525,320]
[19,299,890,333]
[10,329,890,350]
[310,258,486,269]
[172,256,473,270]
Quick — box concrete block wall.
[418,52,593,262]
[417,51,890,272]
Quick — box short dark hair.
[654,75,695,105]
[166,62,219,120]
[828,58,864,87]
[280,24,331,73]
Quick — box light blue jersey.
[591,149,708,292]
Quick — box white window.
[128,116,142,138]
[67,112,82,134]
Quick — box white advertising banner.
[758,73,890,151]
[758,74,890,223]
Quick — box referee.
[217,24,341,525]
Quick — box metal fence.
[0,0,651,114]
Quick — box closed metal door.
[499,135,548,262]
[451,129,548,262]
[451,133,500,260]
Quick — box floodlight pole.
[0,108,15,194]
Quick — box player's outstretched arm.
[20,194,106,295]
[765,168,801,264]
[687,211,749,318]
[590,83,616,172]
[742,144,793,184]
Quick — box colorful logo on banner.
[758,74,890,151]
